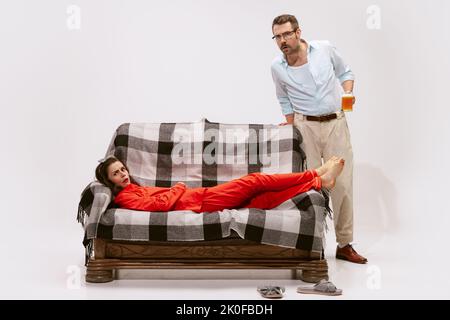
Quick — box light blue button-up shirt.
[271,40,355,116]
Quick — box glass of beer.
[342,93,354,112]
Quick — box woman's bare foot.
[315,156,340,176]
[320,158,345,189]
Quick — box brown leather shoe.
[336,244,368,264]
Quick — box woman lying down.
[95,156,344,213]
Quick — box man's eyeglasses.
[272,30,297,42]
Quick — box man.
[270,14,367,264]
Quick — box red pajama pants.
[200,170,321,212]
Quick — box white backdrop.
[1,0,449,298]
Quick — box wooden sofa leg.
[86,268,114,283]
[85,239,114,283]
[300,270,328,283]
[292,259,329,283]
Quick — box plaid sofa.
[78,118,331,264]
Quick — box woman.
[95,156,344,213]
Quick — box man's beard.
[281,43,300,54]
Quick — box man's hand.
[279,114,294,126]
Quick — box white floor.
[2,222,449,300]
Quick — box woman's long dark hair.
[95,156,130,193]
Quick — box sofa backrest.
[105,118,306,187]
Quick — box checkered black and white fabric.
[78,118,330,260]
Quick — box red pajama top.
[114,183,206,213]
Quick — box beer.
[342,93,354,112]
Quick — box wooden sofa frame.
[85,238,328,283]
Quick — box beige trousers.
[294,111,354,245]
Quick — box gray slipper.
[297,279,342,296]
[257,286,285,299]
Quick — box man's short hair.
[272,14,299,31]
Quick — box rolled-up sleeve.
[329,42,355,83]
[271,65,293,115]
